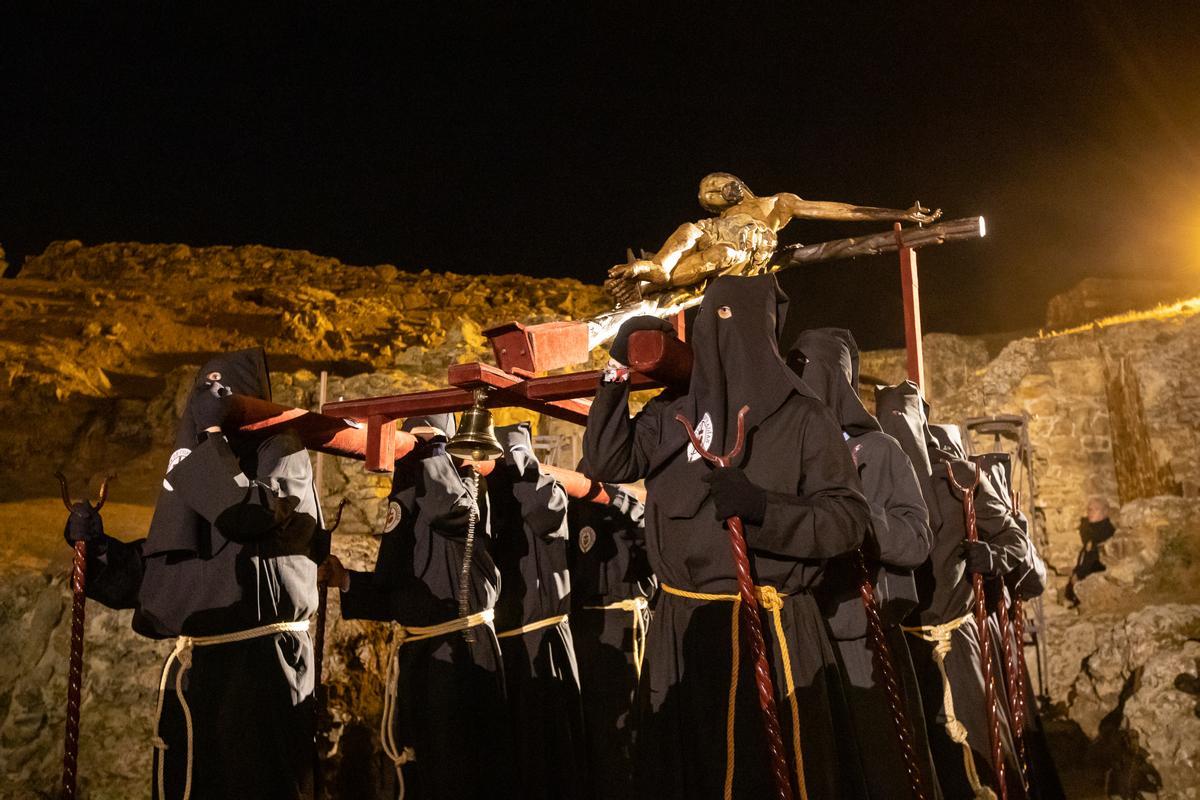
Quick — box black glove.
[609,316,676,366]
[702,467,767,526]
[63,501,108,555]
[191,381,232,432]
[961,540,1002,576]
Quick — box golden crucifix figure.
[603,172,941,305]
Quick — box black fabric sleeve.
[504,447,569,542]
[974,472,1029,575]
[167,435,306,544]
[748,408,870,559]
[83,536,146,610]
[1008,530,1048,600]
[583,380,660,484]
[861,438,932,569]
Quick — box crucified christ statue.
[604,172,941,305]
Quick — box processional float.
[58,173,989,800]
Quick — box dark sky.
[3,3,1199,347]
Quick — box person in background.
[1064,497,1115,606]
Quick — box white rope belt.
[583,596,649,677]
[153,619,311,800]
[903,613,997,800]
[495,612,569,639]
[381,607,495,800]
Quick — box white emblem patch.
[162,447,192,491]
[686,412,714,462]
[382,501,403,533]
[579,526,596,554]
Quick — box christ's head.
[698,172,749,212]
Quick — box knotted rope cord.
[944,462,1008,800]
[379,608,495,800]
[456,468,480,644]
[62,540,87,800]
[856,552,928,800]
[660,583,808,800]
[152,620,312,800]
[994,593,1030,792]
[1010,600,1033,773]
[903,615,996,800]
[583,595,650,677]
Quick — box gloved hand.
[961,540,1002,576]
[63,501,108,555]
[191,380,232,432]
[609,315,676,366]
[702,467,767,526]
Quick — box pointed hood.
[929,424,967,460]
[789,328,879,436]
[656,274,816,519]
[679,273,812,454]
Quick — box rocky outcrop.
[1045,276,1200,331]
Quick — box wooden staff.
[55,472,112,800]
[944,463,1008,800]
[993,591,1030,792]
[676,407,795,800]
[856,553,928,800]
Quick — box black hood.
[678,273,812,455]
[789,328,879,436]
[171,347,272,452]
[929,424,967,459]
[656,274,817,519]
[146,348,287,557]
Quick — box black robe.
[567,483,656,800]
[792,329,942,800]
[340,438,511,800]
[82,348,324,800]
[878,383,1028,799]
[585,275,872,800]
[488,423,585,800]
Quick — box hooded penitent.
[876,382,1029,799]
[338,411,513,799]
[139,347,323,637]
[791,329,941,800]
[584,274,873,800]
[489,422,585,800]
[81,347,325,800]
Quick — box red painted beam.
[228,395,417,465]
[895,223,926,390]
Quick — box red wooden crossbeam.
[320,330,692,471]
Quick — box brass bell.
[446,387,503,461]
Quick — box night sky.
[4,3,1199,348]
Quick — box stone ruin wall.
[3,242,1200,797]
